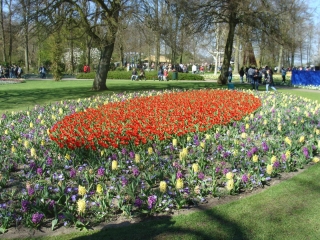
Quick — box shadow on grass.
[72,206,249,240]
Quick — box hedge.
[76,71,205,81]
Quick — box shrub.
[76,70,205,81]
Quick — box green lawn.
[2,80,320,240]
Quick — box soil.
[2,164,313,240]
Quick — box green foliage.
[76,70,205,80]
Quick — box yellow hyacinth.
[148,147,153,155]
[285,150,291,159]
[135,154,140,163]
[78,185,87,196]
[47,128,50,135]
[313,157,320,163]
[205,134,211,140]
[41,140,45,146]
[11,146,16,153]
[263,120,268,125]
[226,180,234,191]
[159,181,167,193]
[252,154,259,163]
[172,138,177,147]
[58,108,63,115]
[187,136,192,142]
[77,199,86,214]
[96,184,103,194]
[100,150,104,157]
[233,149,238,156]
[278,124,282,131]
[30,147,36,157]
[245,123,250,129]
[24,140,29,148]
[176,178,184,189]
[111,160,118,170]
[271,156,277,164]
[4,129,8,135]
[200,142,205,148]
[266,164,273,175]
[234,139,239,145]
[29,122,34,128]
[192,163,199,173]
[299,136,305,143]
[245,116,249,121]
[284,137,292,146]
[226,172,234,180]
[65,153,71,160]
[241,133,247,139]
[194,185,201,194]
[316,129,320,135]
[52,115,56,121]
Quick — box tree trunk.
[92,44,114,91]
[277,45,283,73]
[0,0,7,63]
[218,12,237,85]
[234,34,240,74]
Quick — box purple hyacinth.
[37,167,43,176]
[121,148,127,155]
[69,168,76,178]
[302,147,309,158]
[147,195,157,209]
[28,187,35,196]
[247,151,253,158]
[262,142,269,152]
[129,151,135,159]
[48,200,55,209]
[46,157,53,166]
[121,177,128,186]
[176,170,183,179]
[111,153,117,160]
[240,125,246,133]
[132,168,140,177]
[281,153,287,162]
[29,161,37,171]
[21,200,29,213]
[32,212,44,225]
[217,145,223,152]
[215,167,221,173]
[242,174,249,183]
[97,167,105,177]
[222,168,229,175]
[134,198,143,208]
[273,161,280,168]
[198,172,205,180]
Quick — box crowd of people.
[0,65,23,79]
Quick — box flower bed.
[0,89,319,233]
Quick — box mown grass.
[2,79,320,240]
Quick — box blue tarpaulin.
[291,70,320,86]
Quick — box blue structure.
[291,70,320,86]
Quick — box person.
[39,66,46,79]
[252,68,261,90]
[83,65,88,73]
[248,66,255,85]
[265,69,277,92]
[199,65,204,74]
[228,66,233,82]
[17,66,23,78]
[131,68,138,81]
[163,68,168,81]
[192,64,197,74]
[158,66,164,81]
[138,68,146,81]
[239,67,245,83]
[281,67,287,83]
